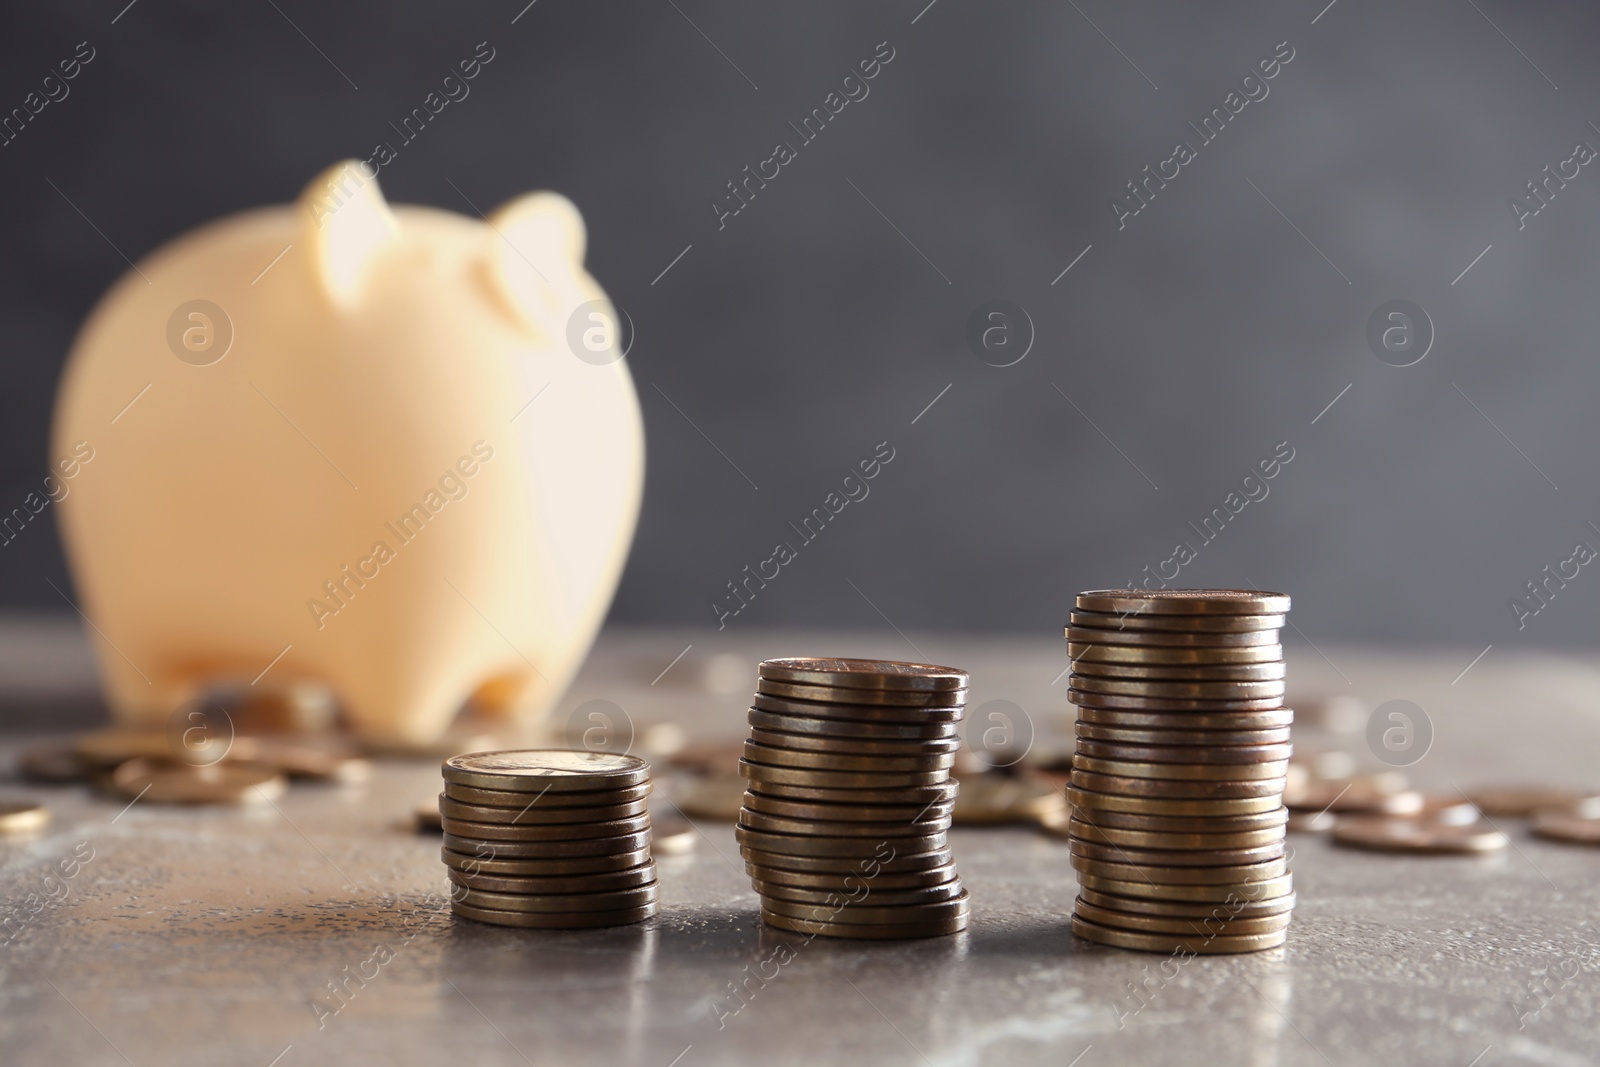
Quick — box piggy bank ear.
[486,192,587,333]
[298,160,398,304]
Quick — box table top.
[2,619,1598,1067]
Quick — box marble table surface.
[1,617,1597,1067]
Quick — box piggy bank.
[51,162,643,743]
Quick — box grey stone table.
[2,618,1598,1067]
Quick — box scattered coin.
[953,771,1066,825]
[1469,786,1597,818]
[415,803,443,833]
[18,743,88,783]
[650,815,697,856]
[0,800,50,835]
[669,774,746,821]
[111,757,286,805]
[1330,816,1507,854]
[1285,776,1422,815]
[1530,811,1600,846]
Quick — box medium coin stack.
[1065,589,1296,954]
[738,658,971,939]
[440,750,658,929]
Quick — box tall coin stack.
[440,751,659,929]
[738,658,971,939]
[1065,590,1296,953]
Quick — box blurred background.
[4,0,1599,655]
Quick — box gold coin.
[442,750,651,792]
[760,908,967,939]
[1076,722,1291,746]
[739,758,949,790]
[1069,805,1287,833]
[1074,741,1294,765]
[759,890,969,925]
[1286,810,1336,832]
[741,846,952,875]
[1409,795,1483,826]
[231,736,371,781]
[1076,871,1293,903]
[439,795,650,825]
[738,809,944,838]
[747,779,959,807]
[0,800,50,835]
[751,861,961,891]
[1068,610,1286,633]
[1069,690,1285,712]
[1530,812,1600,845]
[414,803,443,833]
[1068,786,1282,817]
[457,883,659,913]
[742,791,953,824]
[1065,626,1282,648]
[1076,885,1296,919]
[1075,706,1294,730]
[1068,643,1283,665]
[1073,757,1290,782]
[1070,661,1287,684]
[753,878,966,907]
[440,814,651,842]
[1070,676,1286,700]
[742,741,955,773]
[1469,786,1598,817]
[19,743,89,783]
[442,846,652,877]
[448,861,659,895]
[1331,816,1507,853]
[1070,770,1286,798]
[1071,914,1286,954]
[443,781,653,808]
[441,829,652,859]
[754,680,968,710]
[1073,898,1292,937]
[111,757,287,804]
[735,825,947,858]
[747,727,962,756]
[669,774,745,821]
[747,707,960,740]
[1075,589,1291,616]
[451,900,654,929]
[649,815,697,856]
[1069,854,1289,884]
[1068,817,1285,850]
[1068,627,1280,652]
[1284,776,1421,814]
[757,657,969,691]
[1067,837,1285,867]
[952,772,1066,825]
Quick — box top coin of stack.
[739,658,972,939]
[440,750,659,929]
[1065,589,1296,954]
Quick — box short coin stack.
[440,750,658,928]
[738,658,971,939]
[1065,590,1295,954]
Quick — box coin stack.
[1065,590,1295,954]
[440,751,658,929]
[738,658,971,939]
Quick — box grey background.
[3,0,1598,655]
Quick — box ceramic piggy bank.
[51,161,643,743]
